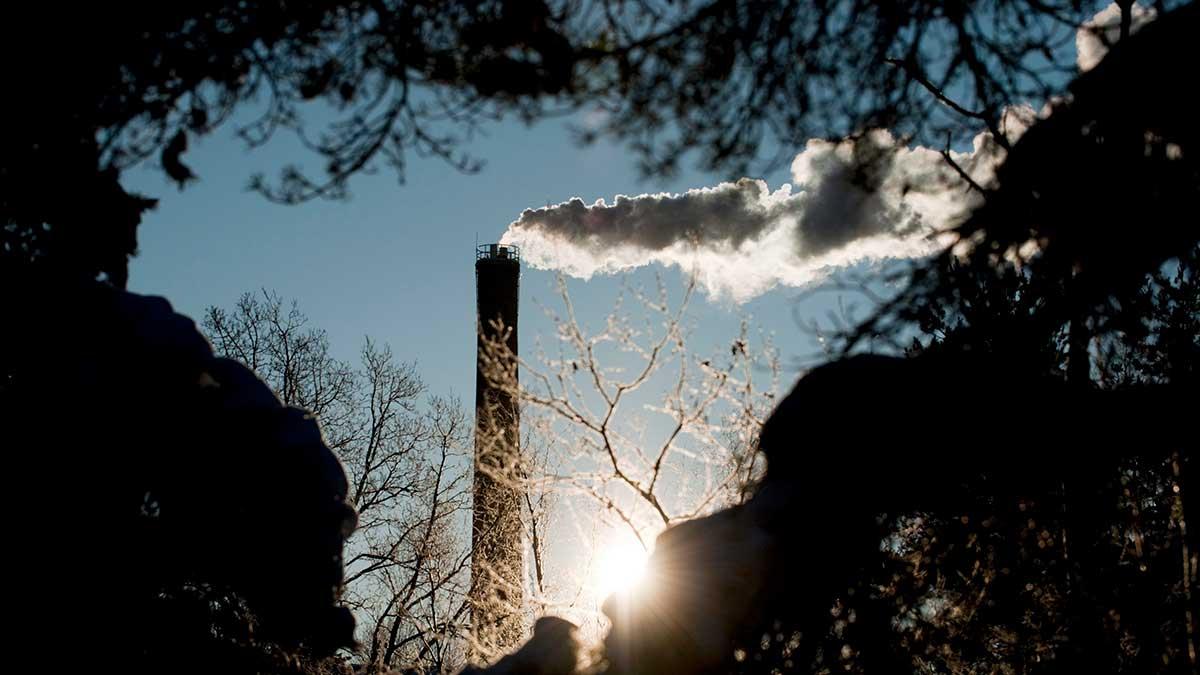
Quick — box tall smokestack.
[471,243,524,656]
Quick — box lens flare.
[593,539,649,597]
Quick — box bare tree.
[478,275,779,627]
[204,291,474,674]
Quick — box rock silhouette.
[601,351,1195,674]
[5,276,357,673]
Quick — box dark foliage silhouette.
[598,5,1199,673]
[3,281,357,673]
[4,1,1176,287]
[848,1,1200,362]
[603,347,1194,673]
[3,1,1197,673]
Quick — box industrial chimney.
[471,243,524,656]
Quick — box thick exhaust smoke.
[502,1,1143,302]
[502,115,1033,302]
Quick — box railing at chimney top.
[476,243,521,263]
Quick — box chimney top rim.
[476,243,521,263]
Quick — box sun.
[593,538,650,598]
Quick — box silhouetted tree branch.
[204,291,475,674]
[8,1,1177,287]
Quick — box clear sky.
[120,106,874,630]
[123,106,845,404]
[120,96,939,637]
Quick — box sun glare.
[593,539,650,597]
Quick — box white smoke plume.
[502,111,1033,302]
[1076,2,1157,72]
[501,6,1162,302]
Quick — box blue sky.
[118,1,1112,398]
[124,107,843,403]
[121,107,868,624]
[108,0,1136,636]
